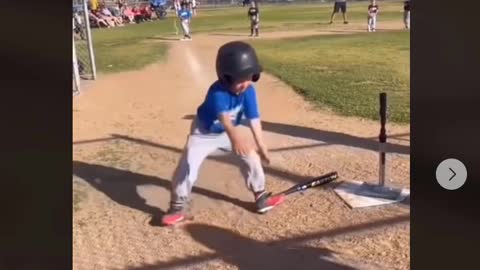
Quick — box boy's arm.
[249,118,270,163]
[243,87,270,163]
[219,113,253,156]
[249,118,266,148]
[221,113,269,162]
[243,87,263,146]
[218,113,239,141]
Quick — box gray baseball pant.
[368,15,377,31]
[170,117,266,208]
[181,19,190,36]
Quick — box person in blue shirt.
[161,41,285,226]
[178,2,192,40]
[150,0,167,19]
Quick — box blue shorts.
[333,2,347,13]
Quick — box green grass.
[91,1,406,73]
[250,31,410,123]
[94,40,168,73]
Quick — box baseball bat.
[273,171,339,197]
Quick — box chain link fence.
[73,0,97,96]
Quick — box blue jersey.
[196,81,260,134]
[178,9,192,20]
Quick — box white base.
[334,180,409,208]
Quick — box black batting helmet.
[216,41,262,85]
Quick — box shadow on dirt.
[122,214,409,270]
[182,114,409,155]
[74,134,316,184]
[115,134,315,183]
[121,224,355,270]
[72,161,253,225]
[184,223,355,270]
[73,131,409,188]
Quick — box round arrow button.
[436,158,467,190]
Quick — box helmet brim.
[226,65,262,82]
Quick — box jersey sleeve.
[243,86,260,120]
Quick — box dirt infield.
[73,23,410,270]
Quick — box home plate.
[334,180,410,208]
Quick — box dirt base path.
[73,23,410,270]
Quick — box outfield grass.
[95,40,168,73]
[251,31,410,123]
[91,1,406,73]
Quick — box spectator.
[131,5,147,23]
[94,9,117,27]
[100,5,124,26]
[89,10,110,28]
[117,0,126,9]
[139,4,153,21]
[150,0,168,19]
[108,5,122,18]
[122,5,136,23]
[90,0,99,11]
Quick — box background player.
[367,0,379,32]
[329,0,348,24]
[178,2,193,40]
[248,1,260,37]
[404,1,410,29]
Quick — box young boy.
[367,0,379,32]
[247,1,260,37]
[178,2,192,40]
[404,1,410,29]
[161,41,285,226]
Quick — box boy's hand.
[231,133,254,157]
[219,113,253,156]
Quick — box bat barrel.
[281,171,339,196]
[314,171,339,182]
